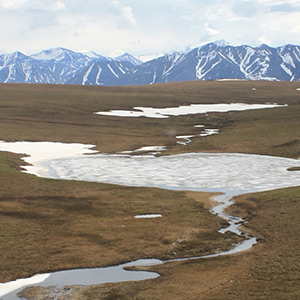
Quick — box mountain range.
[1,41,300,86]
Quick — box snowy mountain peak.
[115,53,142,66]
[30,47,85,61]
[195,40,231,50]
[1,51,27,65]
[258,43,272,50]
[5,51,26,59]
[212,39,231,47]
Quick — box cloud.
[31,0,66,11]
[232,0,261,18]
[258,35,271,45]
[0,0,27,9]
[109,48,125,58]
[121,6,136,26]
[1,0,300,56]
[110,0,137,28]
[1,0,66,10]
[269,2,300,13]
[204,23,219,36]
[52,0,66,10]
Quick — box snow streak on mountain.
[1,42,300,86]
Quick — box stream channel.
[1,151,300,299]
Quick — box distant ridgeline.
[1,42,300,86]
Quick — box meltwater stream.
[1,150,300,299]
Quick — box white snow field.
[0,141,97,178]
[95,103,286,118]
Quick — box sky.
[1,0,300,57]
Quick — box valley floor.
[0,81,299,299]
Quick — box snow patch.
[216,79,247,81]
[0,141,97,177]
[199,129,219,137]
[107,64,119,78]
[281,63,293,77]
[150,71,157,85]
[82,51,101,59]
[137,53,164,63]
[176,135,195,145]
[96,67,102,85]
[120,146,166,154]
[0,274,50,297]
[134,214,162,219]
[95,103,287,119]
[281,53,296,68]
[82,63,95,85]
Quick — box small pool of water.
[1,259,162,300]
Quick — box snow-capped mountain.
[122,43,300,85]
[0,47,141,85]
[0,42,300,86]
[66,52,143,85]
[0,47,111,84]
[67,60,135,86]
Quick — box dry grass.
[25,186,300,300]
[287,167,300,171]
[172,104,300,158]
[0,81,299,156]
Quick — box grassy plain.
[0,81,299,299]
[0,81,299,156]
[20,186,300,299]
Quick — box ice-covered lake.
[47,152,300,193]
[1,140,298,193]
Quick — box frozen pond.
[47,152,300,193]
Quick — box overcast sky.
[1,0,300,56]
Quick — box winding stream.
[0,143,300,299]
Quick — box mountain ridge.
[1,42,299,85]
